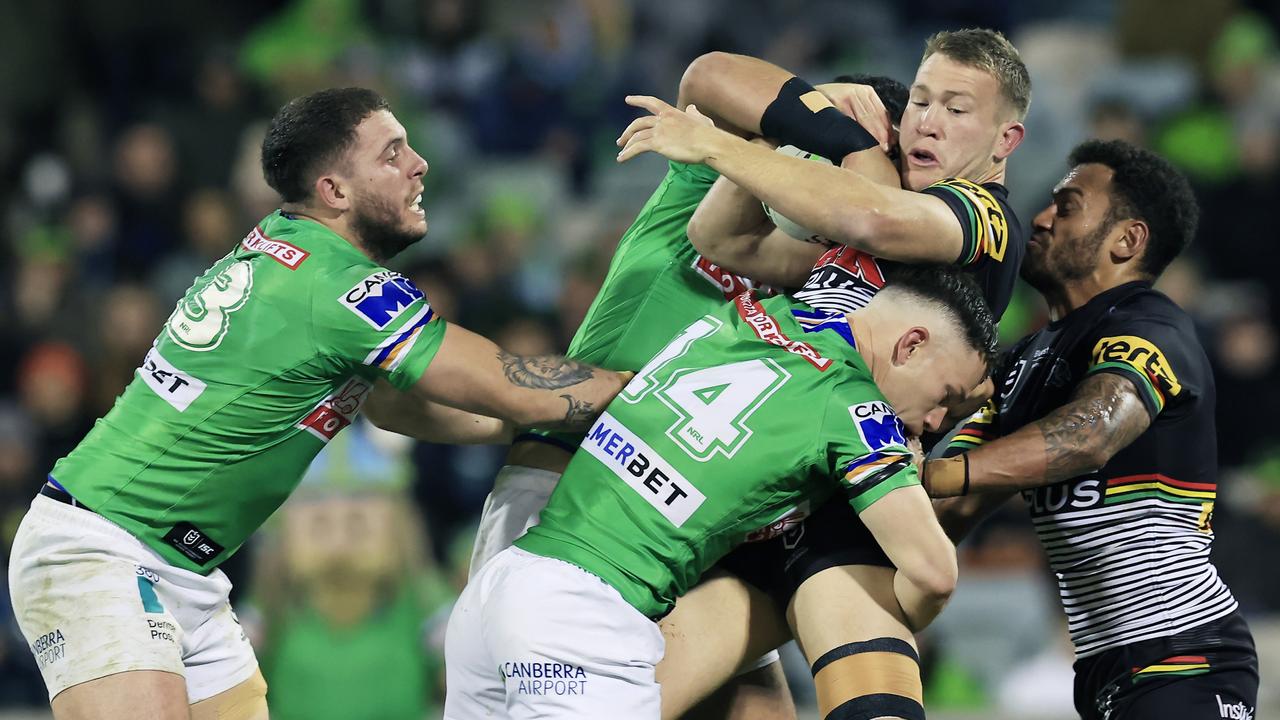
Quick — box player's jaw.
[351,187,427,263]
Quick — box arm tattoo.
[555,394,597,430]
[498,350,595,390]
[1036,373,1152,481]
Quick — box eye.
[948,107,968,115]
[911,100,928,107]
[386,150,398,163]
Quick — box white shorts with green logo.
[7,494,259,702]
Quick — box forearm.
[678,52,793,136]
[704,133,889,247]
[364,381,513,444]
[926,374,1152,496]
[892,570,949,632]
[490,351,631,431]
[932,492,1016,544]
[687,176,821,288]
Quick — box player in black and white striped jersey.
[932,139,1257,720]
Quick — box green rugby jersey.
[538,161,768,446]
[51,212,447,573]
[567,160,768,370]
[516,294,919,618]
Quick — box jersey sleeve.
[1083,310,1200,420]
[943,399,1001,458]
[312,266,448,391]
[668,159,721,188]
[823,387,920,514]
[920,178,1013,268]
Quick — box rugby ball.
[762,144,832,244]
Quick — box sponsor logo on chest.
[582,412,706,527]
[1022,479,1104,516]
[241,227,309,269]
[138,347,207,412]
[341,271,425,329]
[297,377,373,443]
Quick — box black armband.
[759,77,879,162]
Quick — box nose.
[923,407,948,434]
[408,147,428,178]
[1032,203,1054,234]
[915,104,940,139]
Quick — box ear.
[1111,218,1149,263]
[314,173,351,212]
[892,327,929,366]
[994,120,1025,161]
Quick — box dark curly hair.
[832,74,909,124]
[1069,139,1199,279]
[883,264,999,373]
[261,88,390,203]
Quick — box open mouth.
[409,193,424,217]
[907,149,939,167]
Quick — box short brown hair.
[923,29,1031,121]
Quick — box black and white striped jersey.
[948,281,1237,658]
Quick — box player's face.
[880,332,988,437]
[899,55,1011,191]
[344,110,429,261]
[1022,163,1120,291]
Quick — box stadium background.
[0,0,1276,717]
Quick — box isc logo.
[341,271,425,329]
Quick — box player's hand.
[616,96,725,164]
[815,82,894,153]
[907,436,925,474]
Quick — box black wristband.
[759,77,879,161]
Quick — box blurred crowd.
[2,0,1279,717]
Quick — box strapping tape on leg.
[811,637,924,720]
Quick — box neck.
[280,202,373,261]
[972,159,1005,186]
[1043,272,1146,321]
[847,315,884,383]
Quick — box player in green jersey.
[615,31,1032,718]
[7,88,631,720]
[445,267,998,720]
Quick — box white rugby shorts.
[445,546,665,720]
[468,464,560,578]
[468,464,782,675]
[7,494,259,702]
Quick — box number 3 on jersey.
[167,260,254,351]
[625,315,790,461]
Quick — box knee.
[810,638,923,720]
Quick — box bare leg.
[51,670,189,720]
[189,670,268,720]
[657,570,795,720]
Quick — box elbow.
[360,388,396,432]
[907,546,959,605]
[686,213,716,255]
[835,208,883,252]
[680,52,732,108]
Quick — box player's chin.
[903,166,946,191]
